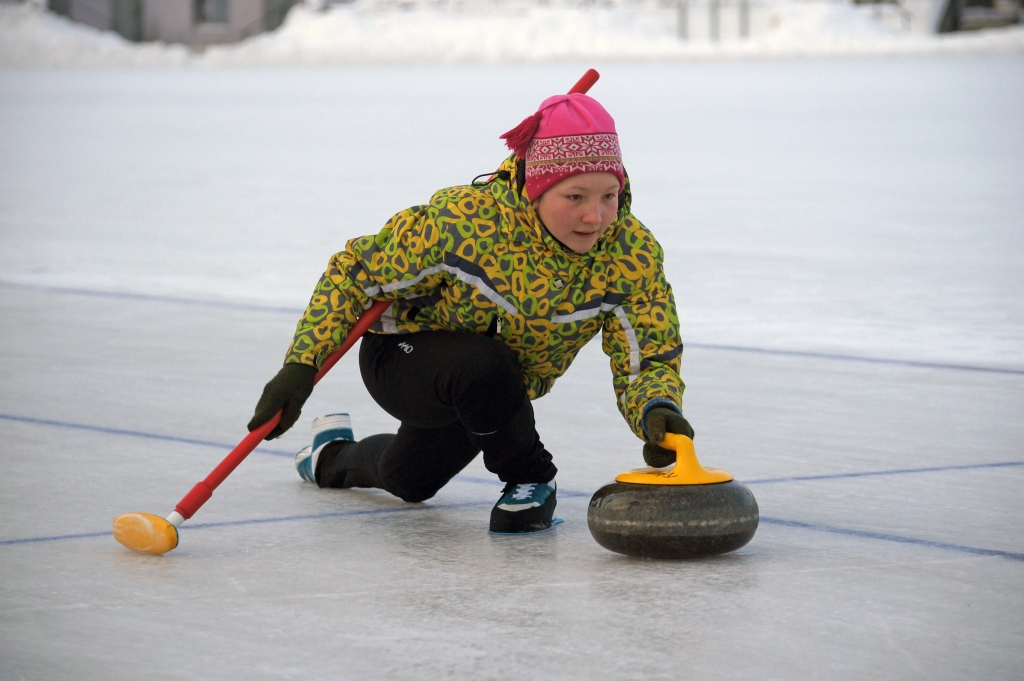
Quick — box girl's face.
[534,172,620,254]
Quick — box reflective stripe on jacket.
[285,156,684,440]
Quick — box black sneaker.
[489,481,557,534]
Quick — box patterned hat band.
[526,133,622,167]
[524,133,625,200]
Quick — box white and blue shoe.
[295,413,355,484]
[489,480,558,534]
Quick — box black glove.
[642,407,694,468]
[248,363,318,440]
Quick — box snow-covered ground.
[1,0,1022,68]
[0,61,1022,680]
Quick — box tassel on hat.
[500,111,543,159]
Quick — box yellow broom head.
[112,512,179,555]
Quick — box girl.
[249,90,693,533]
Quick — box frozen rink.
[1,59,1023,679]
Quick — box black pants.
[316,331,556,502]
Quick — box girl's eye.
[567,194,583,201]
[604,193,617,200]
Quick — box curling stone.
[588,433,758,559]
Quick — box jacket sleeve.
[284,196,449,368]
[601,223,685,440]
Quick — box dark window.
[265,0,301,31]
[47,0,72,17]
[112,0,143,41]
[195,0,230,24]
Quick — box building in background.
[42,0,1023,44]
[46,0,301,44]
[851,0,1020,32]
[937,0,1022,31]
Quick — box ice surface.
[1,59,1021,366]
[1,60,1023,680]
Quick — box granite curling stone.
[587,433,759,559]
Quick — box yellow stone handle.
[615,432,734,486]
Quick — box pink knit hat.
[500,93,625,202]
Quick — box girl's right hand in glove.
[247,363,318,440]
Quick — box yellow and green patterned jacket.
[285,156,683,440]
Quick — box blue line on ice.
[686,342,1024,376]
[0,413,295,458]
[4,412,1021,485]
[0,531,114,545]
[4,280,1021,376]
[3,506,1022,562]
[759,518,1024,562]
[3,417,1022,559]
[0,280,302,315]
[0,500,526,547]
[745,461,1024,484]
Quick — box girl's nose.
[581,198,602,225]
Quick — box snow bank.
[1,0,1022,67]
[0,1,190,67]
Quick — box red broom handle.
[173,299,391,520]
[568,69,600,95]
